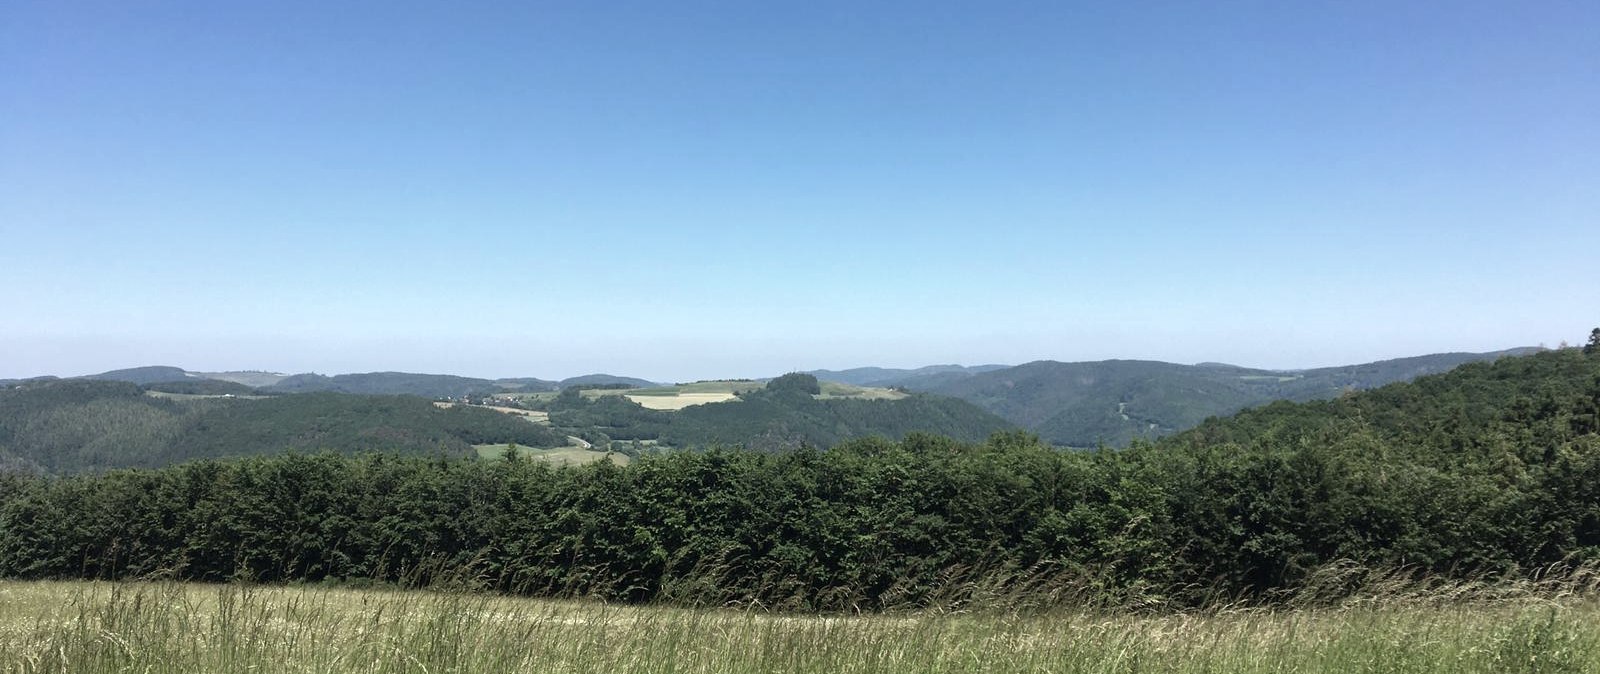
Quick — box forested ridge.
[0,382,569,474]
[908,348,1537,446]
[1,347,1596,609]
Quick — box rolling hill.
[557,374,659,389]
[1164,346,1600,453]
[537,373,1013,451]
[82,366,195,385]
[911,349,1539,447]
[262,372,507,397]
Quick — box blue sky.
[3,1,1596,381]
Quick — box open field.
[1,581,1596,673]
[628,391,740,409]
[472,443,628,466]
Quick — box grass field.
[627,391,740,409]
[472,443,629,466]
[1,581,1595,673]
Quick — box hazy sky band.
[2,1,1596,380]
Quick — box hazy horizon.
[4,2,1595,383]
[0,338,1560,384]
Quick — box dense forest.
[2,347,1595,609]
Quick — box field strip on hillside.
[625,392,739,410]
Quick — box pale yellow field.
[625,392,739,410]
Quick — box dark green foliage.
[1586,328,1599,355]
[0,380,203,475]
[765,372,822,395]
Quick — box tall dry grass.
[3,569,1599,674]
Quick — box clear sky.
[3,1,1596,382]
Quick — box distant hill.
[143,379,259,396]
[493,377,560,392]
[914,349,1538,447]
[262,372,510,398]
[246,371,597,397]
[805,364,1009,387]
[558,374,658,389]
[82,366,194,385]
[0,379,568,474]
[0,376,58,388]
[9,366,657,398]
[191,370,291,388]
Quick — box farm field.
[628,391,740,409]
[1,581,1595,673]
[472,443,628,466]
